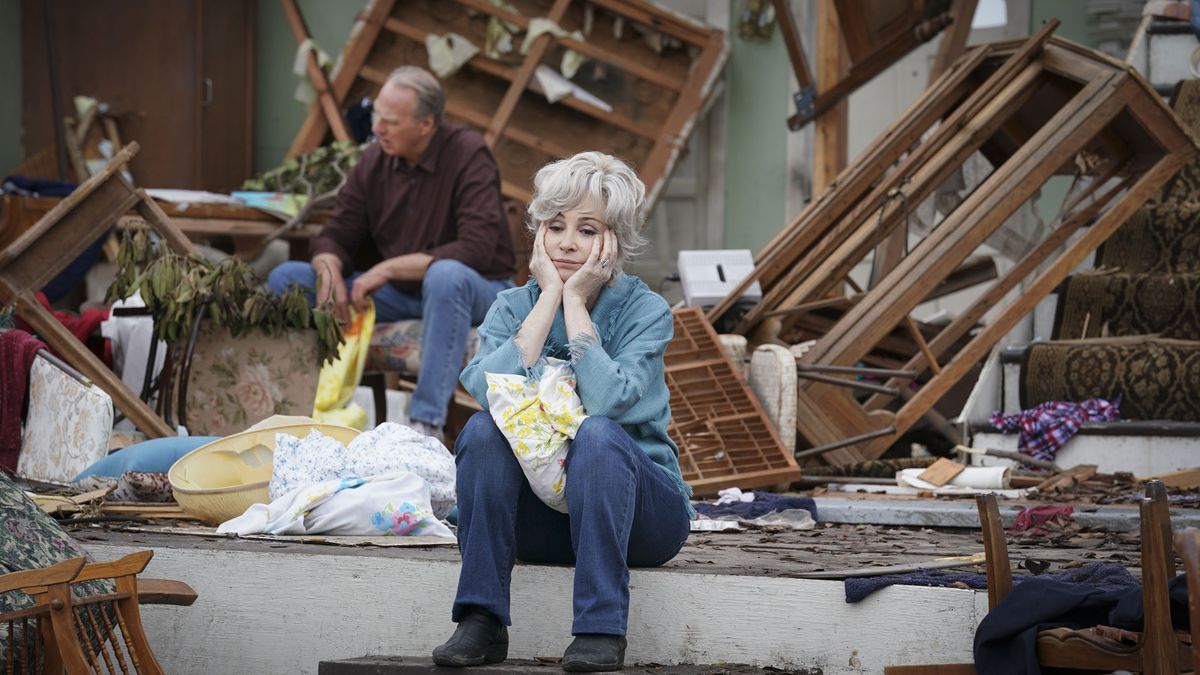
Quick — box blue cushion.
[73,436,221,480]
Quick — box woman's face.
[543,194,609,283]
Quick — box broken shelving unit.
[709,23,1200,465]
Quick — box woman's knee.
[568,417,635,472]
[453,411,508,461]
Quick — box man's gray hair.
[386,66,445,123]
[527,151,648,274]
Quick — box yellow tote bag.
[313,303,375,429]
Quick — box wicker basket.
[169,423,361,525]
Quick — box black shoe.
[561,634,627,672]
[431,610,509,667]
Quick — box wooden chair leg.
[976,493,1011,609]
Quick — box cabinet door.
[21,0,254,191]
[199,0,255,193]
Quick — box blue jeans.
[266,259,512,426]
[451,412,691,636]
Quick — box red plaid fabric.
[989,398,1120,461]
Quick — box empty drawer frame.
[666,308,800,496]
[709,24,1199,464]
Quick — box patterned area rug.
[1021,339,1200,421]
[1054,270,1200,340]
[1094,204,1200,275]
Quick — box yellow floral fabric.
[485,357,587,512]
[314,303,375,429]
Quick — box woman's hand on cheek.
[529,225,563,293]
[563,230,614,302]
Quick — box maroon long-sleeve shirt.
[310,122,516,294]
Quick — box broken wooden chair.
[977,481,1189,673]
[0,557,86,674]
[21,550,173,674]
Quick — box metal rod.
[795,426,897,460]
[796,363,918,379]
[797,371,899,397]
[792,475,896,486]
[33,349,90,386]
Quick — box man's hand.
[563,229,616,304]
[313,255,350,324]
[529,225,563,294]
[350,262,392,312]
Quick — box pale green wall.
[722,5,789,252]
[0,0,21,173]
[1031,0,1089,45]
[254,0,358,173]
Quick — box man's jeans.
[451,412,691,636]
[266,259,512,426]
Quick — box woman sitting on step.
[432,151,694,672]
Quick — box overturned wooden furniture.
[975,482,1190,673]
[22,551,172,674]
[0,558,85,674]
[0,142,196,438]
[287,0,727,207]
[710,24,1199,464]
[665,308,800,496]
[772,0,971,130]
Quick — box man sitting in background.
[268,66,515,441]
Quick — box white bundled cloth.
[268,422,457,519]
[217,472,453,538]
[485,358,588,513]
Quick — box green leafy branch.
[107,229,343,364]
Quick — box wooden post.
[813,0,848,197]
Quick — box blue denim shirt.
[460,274,693,508]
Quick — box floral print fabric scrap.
[217,472,453,538]
[989,397,1121,461]
[485,357,588,513]
[268,422,456,518]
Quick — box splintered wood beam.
[281,0,352,145]
[287,0,396,159]
[813,0,848,196]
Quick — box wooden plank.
[281,0,353,145]
[813,0,848,196]
[287,0,396,158]
[930,0,979,81]
[484,0,572,147]
[916,458,966,487]
[772,0,814,90]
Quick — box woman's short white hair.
[527,151,648,273]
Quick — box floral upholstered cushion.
[366,320,480,376]
[185,323,320,436]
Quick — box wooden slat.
[381,16,661,141]
[771,0,813,90]
[930,0,979,81]
[281,0,353,144]
[484,0,572,147]
[287,0,396,158]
